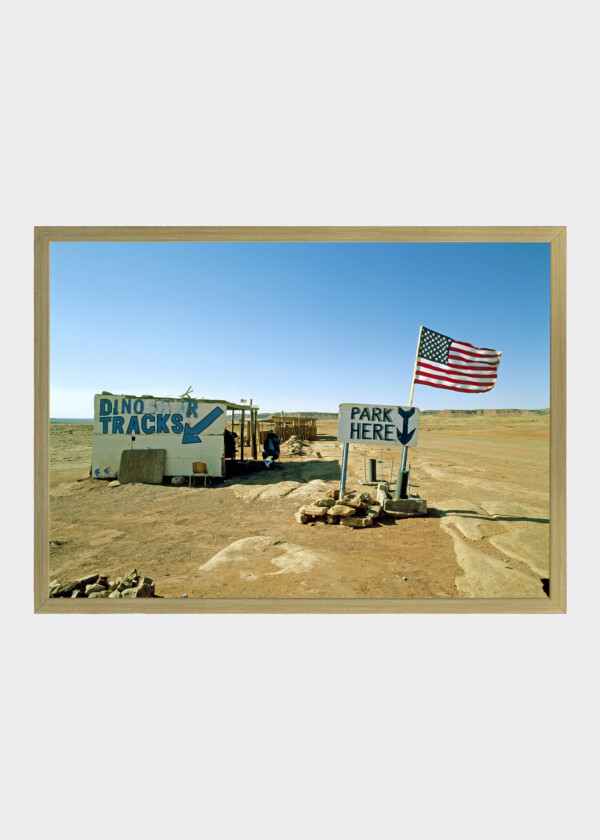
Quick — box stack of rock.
[295,489,381,528]
[281,435,307,456]
[49,569,156,599]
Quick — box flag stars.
[418,328,452,364]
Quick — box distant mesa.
[258,409,548,420]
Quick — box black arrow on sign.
[396,407,416,445]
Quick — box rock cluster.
[281,435,307,456]
[295,488,382,528]
[49,569,156,599]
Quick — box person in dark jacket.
[262,429,281,468]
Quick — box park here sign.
[337,403,420,447]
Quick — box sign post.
[339,442,350,497]
[401,325,423,472]
[337,403,420,496]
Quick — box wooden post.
[251,401,257,460]
[241,409,245,461]
[231,409,235,458]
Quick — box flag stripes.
[414,327,502,393]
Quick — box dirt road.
[48,414,549,599]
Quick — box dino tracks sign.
[337,403,420,447]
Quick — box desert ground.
[48,413,550,599]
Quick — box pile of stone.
[281,435,307,456]
[49,569,156,599]
[295,488,382,529]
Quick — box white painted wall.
[91,394,226,478]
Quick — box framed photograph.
[34,226,566,613]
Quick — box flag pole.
[400,326,422,472]
[408,325,423,408]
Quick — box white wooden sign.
[338,403,420,447]
[91,394,227,478]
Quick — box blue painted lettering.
[99,398,112,416]
[351,407,360,419]
[372,408,382,421]
[156,414,170,433]
[350,422,361,439]
[141,414,155,434]
[171,414,183,434]
[126,416,140,435]
[100,417,111,433]
[359,407,371,421]
[133,399,144,414]
[383,408,392,422]
[384,424,394,440]
[373,423,383,440]
[121,398,131,414]
[186,401,198,418]
[112,416,124,434]
[362,423,372,439]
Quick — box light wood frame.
[34,226,566,613]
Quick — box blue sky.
[49,241,550,416]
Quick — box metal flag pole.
[400,325,423,472]
[339,442,349,497]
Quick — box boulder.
[366,505,382,522]
[299,505,328,517]
[295,512,310,524]
[108,590,122,598]
[329,504,356,517]
[314,498,335,508]
[74,573,100,588]
[88,590,110,598]
[120,588,138,598]
[326,488,341,500]
[325,514,340,525]
[71,589,85,598]
[135,582,154,597]
[50,581,80,597]
[339,515,373,528]
[108,480,120,487]
[340,497,368,511]
[85,583,106,595]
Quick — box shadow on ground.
[428,507,549,525]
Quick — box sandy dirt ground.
[48,414,549,599]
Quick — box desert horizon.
[48,410,550,601]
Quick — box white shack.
[91,393,259,480]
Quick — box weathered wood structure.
[256,415,318,443]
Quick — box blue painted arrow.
[397,406,416,445]
[104,467,111,475]
[94,468,101,476]
[182,407,224,444]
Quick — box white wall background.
[2,2,597,839]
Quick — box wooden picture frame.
[34,226,566,613]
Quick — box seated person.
[262,429,281,468]
[224,428,237,459]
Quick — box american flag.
[414,327,502,393]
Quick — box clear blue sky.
[49,241,550,416]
